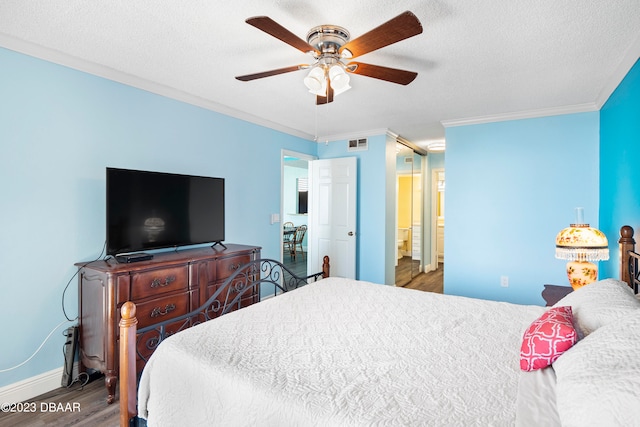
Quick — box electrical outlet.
[500,276,509,287]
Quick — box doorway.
[433,169,445,267]
[281,151,315,278]
[395,142,424,286]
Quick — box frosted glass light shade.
[329,65,351,94]
[304,67,327,95]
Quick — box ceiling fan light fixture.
[332,82,351,96]
[329,65,351,94]
[304,67,326,93]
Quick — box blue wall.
[600,59,640,279]
[317,134,388,284]
[445,112,600,305]
[0,47,318,388]
[1,43,638,391]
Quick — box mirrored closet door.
[395,142,424,286]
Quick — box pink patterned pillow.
[520,306,577,371]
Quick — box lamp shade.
[555,225,609,261]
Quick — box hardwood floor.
[401,264,444,293]
[283,252,444,293]
[396,255,444,293]
[0,374,120,427]
[284,252,444,294]
[6,255,441,427]
[282,249,307,278]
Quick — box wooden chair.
[291,225,307,260]
[283,222,295,255]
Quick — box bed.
[120,226,640,426]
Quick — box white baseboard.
[0,366,64,403]
[0,361,81,403]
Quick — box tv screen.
[106,168,225,255]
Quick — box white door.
[308,157,357,279]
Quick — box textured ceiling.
[1,1,639,147]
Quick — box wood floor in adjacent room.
[396,254,444,293]
[401,265,444,293]
[6,257,443,426]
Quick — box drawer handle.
[150,304,176,318]
[150,275,176,288]
[230,263,241,271]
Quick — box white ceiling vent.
[348,138,368,151]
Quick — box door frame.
[281,150,317,262]
[430,167,444,271]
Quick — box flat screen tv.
[106,168,225,256]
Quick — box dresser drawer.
[130,266,189,300]
[134,293,190,329]
[217,254,252,280]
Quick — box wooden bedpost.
[119,302,138,426]
[619,225,635,288]
[322,256,330,278]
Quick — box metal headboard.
[628,251,640,294]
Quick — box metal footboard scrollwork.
[133,256,330,366]
[119,256,330,424]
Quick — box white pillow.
[553,309,640,426]
[553,278,640,337]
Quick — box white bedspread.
[138,277,546,426]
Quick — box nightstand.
[542,284,573,306]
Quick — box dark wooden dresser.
[76,244,261,403]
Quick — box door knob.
[348,231,354,236]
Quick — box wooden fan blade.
[347,62,417,85]
[235,65,305,81]
[316,85,334,105]
[339,11,422,59]
[246,16,319,55]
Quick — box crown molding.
[442,36,640,130]
[0,34,315,141]
[441,102,599,128]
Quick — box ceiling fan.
[235,11,423,105]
